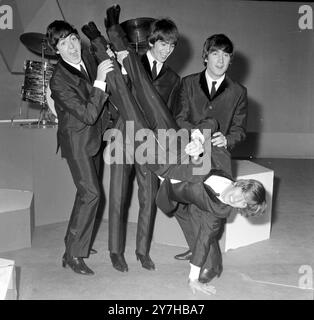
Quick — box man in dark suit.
[173,34,248,284]
[80,12,265,296]
[46,20,114,275]
[107,16,180,272]
[155,167,265,295]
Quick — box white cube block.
[153,160,274,252]
[0,258,17,300]
[0,189,34,253]
[222,160,273,251]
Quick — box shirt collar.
[63,58,85,72]
[205,70,225,90]
[146,50,163,71]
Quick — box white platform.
[153,160,274,252]
[0,258,17,300]
[0,189,34,253]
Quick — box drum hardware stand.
[35,39,57,127]
[20,40,57,128]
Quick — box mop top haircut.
[46,20,80,52]
[236,179,267,218]
[202,33,234,66]
[148,18,179,46]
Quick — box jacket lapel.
[199,70,232,101]
[199,70,211,101]
[141,54,153,79]
[60,59,83,84]
[157,63,168,79]
[215,75,231,99]
[82,48,96,83]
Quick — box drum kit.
[120,17,155,55]
[19,32,57,126]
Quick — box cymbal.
[20,32,57,58]
[120,17,155,44]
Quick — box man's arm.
[174,78,195,130]
[51,79,108,125]
[225,86,248,150]
[50,60,113,125]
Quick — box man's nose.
[69,41,75,49]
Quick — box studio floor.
[1,158,314,300]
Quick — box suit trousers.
[64,151,102,258]
[108,161,159,256]
[175,204,223,272]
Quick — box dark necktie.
[80,64,90,81]
[210,81,217,99]
[151,60,157,80]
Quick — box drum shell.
[22,60,54,104]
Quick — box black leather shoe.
[104,4,121,28]
[198,268,222,284]
[81,22,101,41]
[174,249,192,261]
[62,253,94,275]
[135,251,155,271]
[110,253,128,272]
[90,248,97,255]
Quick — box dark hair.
[202,34,234,66]
[46,20,80,52]
[234,179,267,217]
[148,18,179,46]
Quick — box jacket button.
[209,105,213,109]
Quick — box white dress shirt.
[146,50,163,76]
[205,71,225,94]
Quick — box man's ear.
[238,202,247,209]
[148,41,153,48]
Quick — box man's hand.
[185,139,204,160]
[188,279,216,296]
[96,59,114,82]
[106,46,115,58]
[211,131,227,148]
[116,50,129,66]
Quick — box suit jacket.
[156,168,236,219]
[175,70,247,150]
[141,54,180,112]
[50,48,110,159]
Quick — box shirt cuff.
[191,129,205,144]
[121,66,127,75]
[93,80,107,92]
